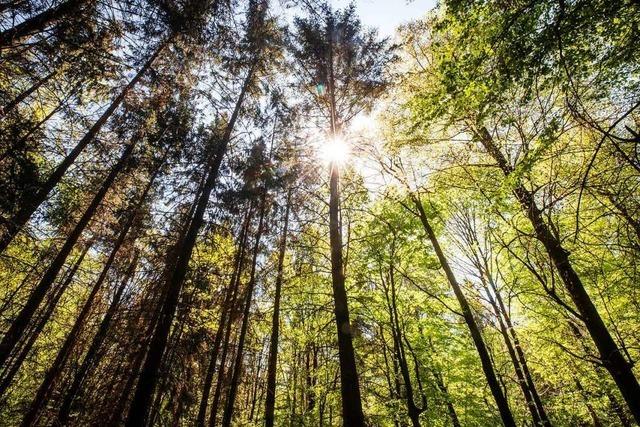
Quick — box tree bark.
[0,38,168,254]
[476,126,640,423]
[0,142,135,370]
[411,195,516,427]
[0,241,91,400]
[264,190,291,427]
[221,196,267,427]
[0,0,93,46]
[196,209,252,427]
[125,60,257,426]
[56,252,139,425]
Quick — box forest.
[0,0,639,425]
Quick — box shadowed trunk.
[476,126,640,423]
[264,190,291,427]
[0,39,168,254]
[411,195,516,427]
[0,142,135,370]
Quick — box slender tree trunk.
[124,60,257,427]
[488,276,550,425]
[264,191,291,427]
[196,209,252,427]
[20,147,137,427]
[0,0,92,46]
[433,370,461,427]
[0,39,168,254]
[221,197,267,427]
[411,195,516,427]
[0,241,91,400]
[1,69,57,116]
[0,143,134,370]
[485,282,541,425]
[476,126,640,422]
[56,252,139,425]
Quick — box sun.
[319,135,350,165]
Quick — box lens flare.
[319,135,350,165]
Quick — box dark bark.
[0,0,92,46]
[196,209,252,427]
[487,276,550,426]
[0,39,168,254]
[432,370,461,427]
[1,69,57,117]
[19,145,136,427]
[476,126,640,423]
[0,241,91,400]
[0,142,134,370]
[125,60,257,426]
[56,252,139,425]
[411,195,516,427]
[264,191,291,427]
[221,197,267,427]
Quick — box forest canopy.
[0,0,639,426]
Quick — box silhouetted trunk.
[487,276,550,425]
[1,69,57,116]
[56,252,139,425]
[221,197,267,427]
[411,195,516,427]
[0,39,168,254]
[196,210,252,427]
[476,126,640,423]
[0,241,91,400]
[0,143,134,371]
[484,281,541,425]
[124,59,257,426]
[20,147,137,427]
[383,266,422,427]
[264,191,291,427]
[0,0,93,46]
[433,370,461,427]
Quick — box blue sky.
[329,0,437,36]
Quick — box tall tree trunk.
[264,191,291,427]
[0,69,57,117]
[476,126,640,422]
[0,241,91,400]
[0,0,92,46]
[196,209,252,427]
[411,195,516,427]
[55,252,139,425]
[433,370,461,427]
[125,61,257,426]
[0,39,168,254]
[487,275,550,425]
[484,280,541,425]
[221,197,267,427]
[20,148,137,427]
[383,266,422,427]
[0,142,134,370]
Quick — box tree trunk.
[221,197,267,427]
[0,241,91,400]
[124,59,257,426]
[411,195,516,427]
[56,252,139,425]
[1,69,57,117]
[476,126,640,423]
[0,39,168,254]
[487,275,550,425]
[0,0,92,46]
[196,209,252,427]
[264,191,291,427]
[20,146,136,427]
[0,142,134,370]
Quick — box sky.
[328,0,437,37]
